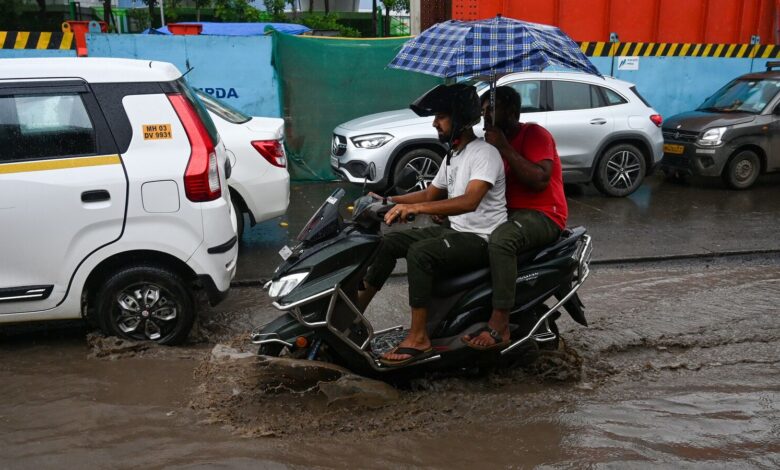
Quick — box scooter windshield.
[296,188,345,244]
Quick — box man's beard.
[437,129,453,144]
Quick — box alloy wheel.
[403,156,440,192]
[115,283,179,341]
[605,150,642,191]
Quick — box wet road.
[235,173,780,281]
[2,254,778,468]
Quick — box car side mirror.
[774,106,780,115]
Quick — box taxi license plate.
[663,144,685,155]
[330,155,338,168]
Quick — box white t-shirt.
[432,138,507,238]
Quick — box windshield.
[296,188,345,244]
[698,78,780,114]
[195,90,251,124]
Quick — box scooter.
[251,168,592,377]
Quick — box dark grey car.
[660,63,780,189]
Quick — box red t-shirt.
[502,123,568,229]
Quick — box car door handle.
[590,118,607,125]
[81,190,111,203]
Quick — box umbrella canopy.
[389,16,601,79]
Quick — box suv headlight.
[351,133,393,149]
[268,272,309,298]
[697,127,727,147]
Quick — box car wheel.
[231,197,244,240]
[393,148,442,195]
[94,265,195,345]
[723,150,760,189]
[594,144,647,197]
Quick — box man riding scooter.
[356,83,507,367]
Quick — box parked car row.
[332,71,664,197]
[0,58,289,344]
[332,65,780,196]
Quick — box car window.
[601,87,627,106]
[196,90,251,124]
[506,80,543,113]
[698,78,780,114]
[0,94,96,162]
[551,80,596,111]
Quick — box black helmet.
[410,83,481,137]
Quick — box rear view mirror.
[367,162,377,181]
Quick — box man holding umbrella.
[463,86,568,350]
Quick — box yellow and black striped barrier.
[0,31,74,50]
[579,41,780,59]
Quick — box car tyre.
[723,150,760,190]
[594,143,647,197]
[393,148,442,195]
[95,265,195,345]
[231,197,245,241]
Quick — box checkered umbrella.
[389,16,601,79]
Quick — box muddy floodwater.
[1,254,779,469]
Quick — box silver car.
[331,71,664,197]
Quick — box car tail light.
[650,114,663,127]
[252,140,287,168]
[168,93,221,202]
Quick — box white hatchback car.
[332,71,664,197]
[0,58,237,344]
[196,91,289,239]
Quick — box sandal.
[379,346,434,367]
[462,326,510,351]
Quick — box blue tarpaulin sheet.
[144,22,310,36]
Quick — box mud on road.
[1,254,778,468]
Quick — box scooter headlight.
[268,272,309,298]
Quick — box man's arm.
[387,183,446,205]
[485,124,552,192]
[385,179,491,224]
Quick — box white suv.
[0,58,238,344]
[332,71,664,197]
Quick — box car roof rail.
[766,61,780,71]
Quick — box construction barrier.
[271,32,441,181]
[86,33,280,119]
[579,42,780,59]
[0,31,74,50]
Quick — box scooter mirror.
[367,162,377,181]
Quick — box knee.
[407,243,436,274]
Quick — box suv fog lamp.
[697,127,727,147]
[268,272,309,298]
[351,133,393,149]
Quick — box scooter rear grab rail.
[501,234,592,355]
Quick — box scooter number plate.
[279,245,293,260]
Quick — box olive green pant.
[489,209,561,309]
[364,226,489,308]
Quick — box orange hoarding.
[451,0,779,44]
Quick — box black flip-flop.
[462,326,510,351]
[379,346,434,367]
